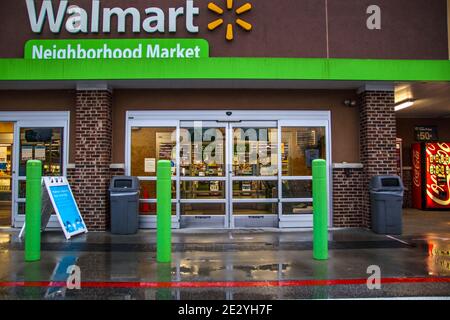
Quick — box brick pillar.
[359,89,397,228]
[332,167,364,227]
[70,90,113,231]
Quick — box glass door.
[179,121,228,228]
[279,121,329,228]
[0,122,14,227]
[13,124,67,227]
[229,121,279,228]
[129,121,178,228]
[126,113,331,230]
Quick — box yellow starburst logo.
[207,0,252,41]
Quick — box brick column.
[358,89,397,228]
[69,90,113,231]
[332,167,364,227]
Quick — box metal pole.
[157,160,172,263]
[25,160,42,262]
[312,159,328,260]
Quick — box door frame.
[278,119,332,227]
[126,110,332,229]
[0,121,14,227]
[125,119,180,228]
[0,111,70,228]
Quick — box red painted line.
[0,277,449,289]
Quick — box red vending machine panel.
[412,142,450,210]
[412,143,422,209]
[425,143,450,209]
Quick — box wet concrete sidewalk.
[0,227,449,300]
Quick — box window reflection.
[282,127,325,176]
[233,180,278,198]
[181,181,225,199]
[282,202,313,215]
[233,127,278,176]
[130,127,176,177]
[180,127,225,177]
[19,128,63,176]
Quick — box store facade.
[0,0,449,230]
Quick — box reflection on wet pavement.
[426,238,450,276]
[0,227,448,299]
[0,233,11,244]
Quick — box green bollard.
[157,160,172,263]
[25,160,42,262]
[156,263,172,300]
[312,159,328,260]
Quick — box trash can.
[109,176,140,235]
[370,175,404,235]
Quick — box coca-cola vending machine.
[412,142,450,210]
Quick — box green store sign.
[25,39,209,60]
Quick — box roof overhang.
[0,58,449,86]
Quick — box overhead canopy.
[0,58,449,82]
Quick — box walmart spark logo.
[207,0,252,41]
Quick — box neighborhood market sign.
[25,39,209,60]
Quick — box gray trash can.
[109,176,140,235]
[370,175,404,235]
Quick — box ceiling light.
[394,99,415,112]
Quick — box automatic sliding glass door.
[13,122,67,227]
[129,122,178,228]
[229,121,279,228]
[278,122,328,228]
[179,121,228,228]
[127,115,330,229]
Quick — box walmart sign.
[26,0,199,34]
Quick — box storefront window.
[282,180,312,198]
[281,127,326,176]
[127,117,328,226]
[18,127,63,177]
[139,180,176,200]
[280,126,325,218]
[233,203,277,215]
[181,203,225,216]
[282,202,313,215]
[139,202,176,216]
[232,180,278,199]
[179,126,226,177]
[233,127,278,176]
[130,127,176,177]
[17,127,64,215]
[181,181,225,199]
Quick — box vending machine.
[412,142,450,210]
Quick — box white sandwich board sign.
[19,177,88,240]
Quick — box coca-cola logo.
[413,150,421,187]
[425,143,450,207]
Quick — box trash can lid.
[370,175,404,192]
[109,176,140,192]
